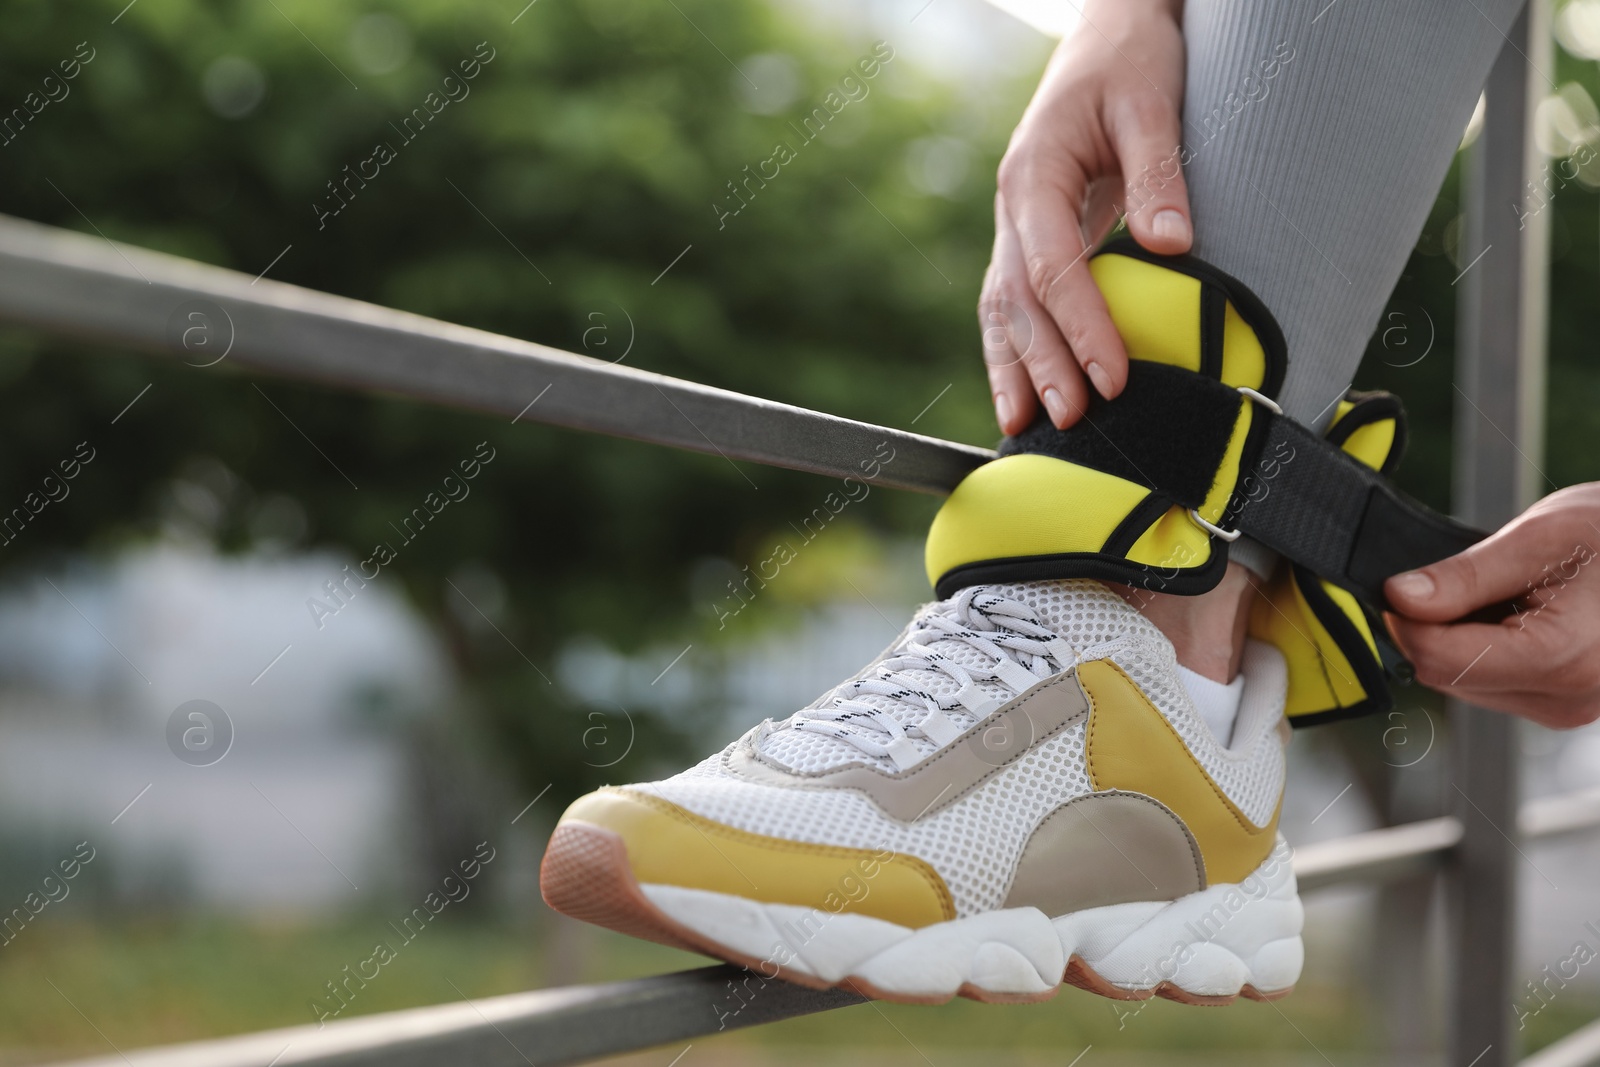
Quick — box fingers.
[1106,94,1192,255]
[1386,606,1599,703]
[978,259,1039,436]
[1385,617,1522,692]
[1384,506,1599,624]
[980,316,1038,436]
[980,199,1092,433]
[997,154,1128,404]
[1382,486,1600,728]
[1388,594,1600,725]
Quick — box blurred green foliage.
[0,0,1597,829]
[0,0,1039,805]
[0,916,1369,1061]
[2,1,1600,1061]
[10,914,1600,1063]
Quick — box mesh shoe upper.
[625,580,1287,918]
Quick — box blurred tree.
[0,0,1041,816]
[1,0,1596,837]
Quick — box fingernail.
[1041,386,1070,427]
[995,393,1013,431]
[1391,571,1435,600]
[1085,361,1113,399]
[1152,209,1190,243]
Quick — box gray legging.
[1177,0,1528,574]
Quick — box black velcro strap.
[994,360,1485,609]
[1233,417,1485,608]
[1000,362,1244,508]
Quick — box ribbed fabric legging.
[1179,0,1527,575]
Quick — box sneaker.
[540,579,1302,1005]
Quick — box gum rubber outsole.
[539,821,1294,1007]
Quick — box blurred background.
[2,0,1600,1063]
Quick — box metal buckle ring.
[1236,385,1283,414]
[1187,509,1242,542]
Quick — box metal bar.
[1449,1,1550,1064]
[1288,785,1600,894]
[1521,787,1600,841]
[1291,815,1460,893]
[40,786,1600,1067]
[1450,712,1523,1067]
[0,214,991,496]
[1518,786,1600,838]
[39,965,861,1067]
[1521,1018,1600,1067]
[1509,801,1600,1067]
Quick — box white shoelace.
[786,588,1116,770]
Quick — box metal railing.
[10,3,1590,1063]
[0,213,989,498]
[33,789,1600,1067]
[1450,1,1553,1064]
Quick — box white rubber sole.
[639,836,1303,1005]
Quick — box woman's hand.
[982,0,1190,435]
[1385,483,1600,729]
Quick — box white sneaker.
[541,580,1302,1005]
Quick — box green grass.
[3,913,1597,1065]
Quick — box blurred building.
[0,544,448,914]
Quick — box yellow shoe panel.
[1080,660,1280,884]
[557,787,956,928]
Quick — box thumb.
[1107,99,1191,255]
[1385,511,1594,623]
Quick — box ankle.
[1111,563,1257,683]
